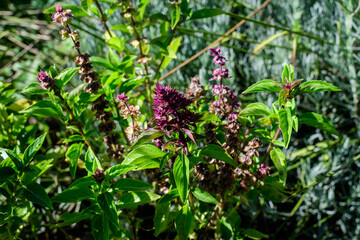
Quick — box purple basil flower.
[36,71,54,90]
[116,92,129,104]
[209,46,227,65]
[256,164,271,179]
[151,84,196,146]
[226,112,239,121]
[212,84,229,96]
[52,4,73,24]
[210,67,230,81]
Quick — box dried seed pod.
[99,121,116,133]
[82,72,98,83]
[85,80,101,93]
[78,63,93,74]
[97,111,113,121]
[74,53,90,66]
[248,138,263,148]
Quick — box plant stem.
[262,127,281,163]
[56,92,98,158]
[65,24,81,55]
[113,98,131,146]
[156,0,272,83]
[129,9,152,106]
[94,0,113,37]
[152,19,183,82]
[46,210,74,240]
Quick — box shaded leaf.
[0,167,16,183]
[98,192,119,229]
[175,203,192,240]
[192,188,218,205]
[154,202,170,237]
[92,214,109,240]
[52,178,96,203]
[298,112,339,136]
[190,8,224,20]
[220,217,233,240]
[22,159,53,185]
[199,144,235,166]
[242,228,269,240]
[173,154,189,203]
[23,183,53,209]
[114,179,152,191]
[23,133,47,166]
[55,212,93,227]
[157,189,179,205]
[118,191,160,209]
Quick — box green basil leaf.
[129,128,165,151]
[66,143,84,179]
[173,154,189,203]
[192,188,218,205]
[199,144,235,166]
[0,148,23,172]
[154,202,170,237]
[98,192,120,229]
[23,133,47,166]
[242,228,269,240]
[175,203,192,240]
[20,101,63,118]
[85,147,102,174]
[278,108,292,149]
[91,214,110,240]
[297,80,341,94]
[171,7,180,29]
[117,191,160,209]
[242,80,282,94]
[22,159,53,185]
[113,179,152,191]
[199,112,221,122]
[23,182,53,210]
[298,112,340,137]
[55,67,80,88]
[240,102,271,117]
[0,167,16,183]
[122,144,165,170]
[55,212,93,227]
[270,148,287,184]
[90,56,116,70]
[190,8,224,20]
[220,217,233,240]
[105,165,136,180]
[52,178,96,203]
[157,189,179,205]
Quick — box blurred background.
[1,0,360,239]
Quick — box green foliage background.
[1,0,360,239]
